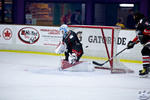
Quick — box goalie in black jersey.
[127,12,150,77]
[56,24,83,64]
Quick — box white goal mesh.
[68,25,134,73]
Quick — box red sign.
[18,27,40,44]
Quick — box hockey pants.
[141,43,150,68]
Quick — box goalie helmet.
[59,24,69,37]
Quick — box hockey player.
[56,24,83,64]
[127,12,150,77]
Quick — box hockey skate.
[139,67,149,78]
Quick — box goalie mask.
[59,24,69,38]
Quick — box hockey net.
[68,25,134,73]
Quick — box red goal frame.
[68,25,134,73]
[68,25,118,72]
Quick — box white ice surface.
[0,52,150,100]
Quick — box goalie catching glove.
[55,42,67,54]
[68,53,77,64]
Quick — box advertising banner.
[0,24,62,46]
[0,24,142,60]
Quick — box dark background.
[0,0,149,27]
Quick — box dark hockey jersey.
[62,30,83,58]
[133,18,150,44]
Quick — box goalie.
[127,13,150,77]
[55,24,83,65]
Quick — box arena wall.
[0,24,142,62]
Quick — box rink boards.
[0,24,142,63]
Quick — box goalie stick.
[92,47,127,66]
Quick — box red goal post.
[68,25,134,73]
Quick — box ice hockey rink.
[0,51,150,100]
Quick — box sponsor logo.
[88,35,126,45]
[138,90,150,100]
[2,28,12,40]
[18,27,40,44]
[40,29,60,34]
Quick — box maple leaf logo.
[3,28,12,40]
[4,30,11,37]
